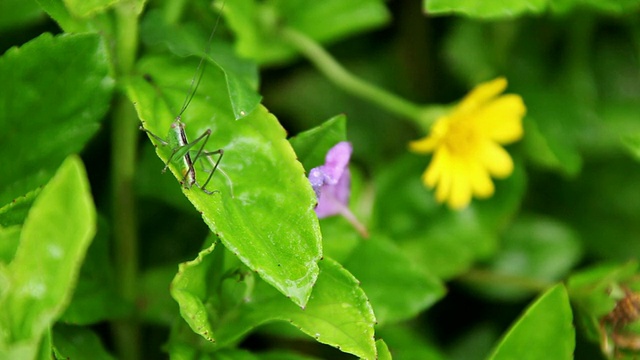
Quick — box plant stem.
[458,268,553,293]
[279,27,426,125]
[111,3,140,360]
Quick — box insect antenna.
[177,2,227,119]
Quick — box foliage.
[1,0,640,359]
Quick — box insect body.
[140,116,223,194]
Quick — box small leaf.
[0,156,96,357]
[487,284,575,360]
[0,33,113,207]
[289,114,347,171]
[343,235,445,325]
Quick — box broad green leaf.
[0,0,43,32]
[487,284,575,360]
[172,242,377,359]
[0,156,96,358]
[470,215,582,301]
[343,235,445,325]
[140,9,261,119]
[128,55,322,307]
[223,0,390,65]
[63,0,118,18]
[52,324,114,360]
[288,114,347,171]
[0,33,113,207]
[425,0,547,18]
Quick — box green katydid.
[140,4,232,195]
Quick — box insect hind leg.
[198,149,224,194]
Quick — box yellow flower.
[409,77,525,210]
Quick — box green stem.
[111,3,140,360]
[279,27,426,125]
[458,268,553,293]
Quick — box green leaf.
[128,55,322,307]
[52,324,114,360]
[140,9,262,119]
[0,33,113,207]
[0,156,96,358]
[288,114,347,171]
[223,0,391,65]
[425,0,547,18]
[343,235,445,325]
[487,284,575,360]
[172,242,377,359]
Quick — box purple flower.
[309,142,368,237]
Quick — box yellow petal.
[479,141,514,178]
[458,77,508,113]
[467,160,495,198]
[435,166,452,204]
[424,149,449,187]
[409,134,439,154]
[476,94,525,143]
[448,161,472,209]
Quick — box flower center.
[443,116,479,156]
